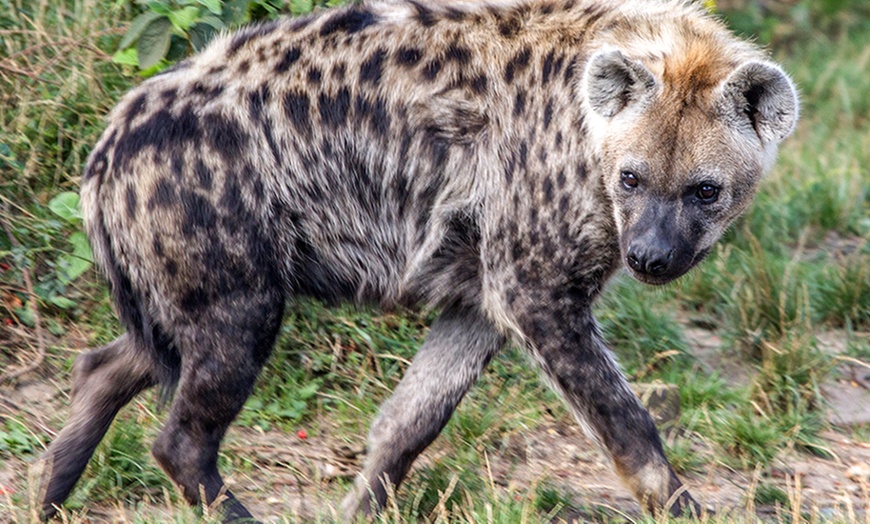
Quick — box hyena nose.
[626,245,674,277]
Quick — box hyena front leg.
[521,304,698,516]
[39,333,156,519]
[342,304,505,517]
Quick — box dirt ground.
[2,326,870,523]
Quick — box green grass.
[1,0,869,522]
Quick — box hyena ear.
[718,61,799,144]
[583,50,658,117]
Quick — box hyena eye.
[621,171,639,190]
[695,183,720,203]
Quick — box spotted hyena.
[39,0,798,520]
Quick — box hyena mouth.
[625,247,711,286]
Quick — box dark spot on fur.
[555,131,563,149]
[395,47,423,67]
[195,159,213,190]
[576,161,587,180]
[422,59,442,81]
[564,55,578,86]
[275,47,302,74]
[83,131,115,182]
[320,7,378,36]
[228,21,279,57]
[207,65,226,75]
[541,2,555,14]
[556,168,566,189]
[165,260,178,276]
[410,1,437,27]
[203,112,249,162]
[219,172,246,231]
[319,87,351,127]
[360,48,387,84]
[559,195,568,216]
[542,50,556,84]
[498,16,522,38]
[542,176,553,201]
[354,95,391,137]
[191,81,224,100]
[519,141,528,168]
[181,287,210,313]
[543,98,554,129]
[115,106,201,170]
[444,7,466,21]
[333,62,347,81]
[171,153,184,179]
[290,14,316,31]
[160,88,177,105]
[283,92,311,134]
[152,236,164,257]
[511,241,525,262]
[504,47,531,83]
[513,91,526,116]
[248,86,270,122]
[124,94,147,126]
[149,178,177,210]
[445,43,471,65]
[307,67,322,84]
[537,146,548,165]
[469,74,488,94]
[239,60,250,74]
[180,189,217,237]
[125,185,137,219]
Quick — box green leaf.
[48,192,82,223]
[57,231,93,285]
[222,0,251,26]
[112,47,139,66]
[119,10,164,50]
[189,24,217,51]
[69,231,93,263]
[137,16,173,70]
[197,13,225,29]
[146,1,172,16]
[14,307,35,328]
[197,0,222,15]
[168,5,201,31]
[49,296,76,309]
[290,0,313,15]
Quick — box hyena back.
[40,0,797,520]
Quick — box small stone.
[845,463,870,483]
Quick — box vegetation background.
[0,0,868,522]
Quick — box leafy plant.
[114,0,346,72]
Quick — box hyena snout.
[626,234,675,278]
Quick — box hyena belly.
[42,0,798,520]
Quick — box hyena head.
[581,48,798,285]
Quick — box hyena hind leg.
[40,333,156,519]
[150,290,284,523]
[342,304,505,517]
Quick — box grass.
[1,0,869,522]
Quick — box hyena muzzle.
[38,0,797,520]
